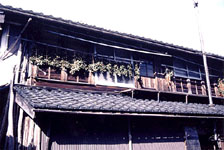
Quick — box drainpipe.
[192,0,213,106]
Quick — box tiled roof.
[14,85,224,117]
[0,4,223,60]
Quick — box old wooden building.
[0,4,224,150]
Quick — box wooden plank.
[5,81,15,150]
[15,94,35,119]
[27,118,35,149]
[33,122,41,150]
[35,79,128,92]
[22,116,30,148]
[17,108,24,150]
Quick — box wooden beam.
[15,94,35,119]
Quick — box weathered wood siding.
[132,118,185,150]
[50,115,129,150]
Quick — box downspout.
[192,0,213,106]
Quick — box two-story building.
[0,4,224,150]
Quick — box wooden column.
[128,118,132,150]
[14,44,22,84]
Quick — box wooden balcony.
[32,65,224,100]
[135,74,223,99]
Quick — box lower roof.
[14,84,224,119]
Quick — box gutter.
[34,109,224,119]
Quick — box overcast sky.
[1,0,224,56]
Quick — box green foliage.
[70,59,87,75]
[134,64,140,79]
[29,54,137,78]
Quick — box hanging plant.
[113,64,121,76]
[127,64,133,78]
[59,60,70,69]
[120,65,128,77]
[98,62,107,73]
[30,56,46,66]
[48,56,61,68]
[29,52,142,79]
[134,64,140,79]
[165,68,173,81]
[69,59,87,75]
[106,63,112,74]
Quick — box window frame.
[173,59,202,80]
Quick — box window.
[95,46,134,88]
[140,61,154,77]
[174,59,201,80]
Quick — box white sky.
[1,0,224,56]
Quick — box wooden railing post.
[60,67,67,81]
[214,83,219,97]
[180,78,184,92]
[172,77,176,92]
[187,79,192,94]
[48,67,51,79]
[201,81,207,95]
